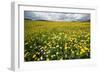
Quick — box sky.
[24,11,90,22]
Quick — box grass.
[24,20,90,61]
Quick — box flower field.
[24,20,90,61]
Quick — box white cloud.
[24,11,90,21]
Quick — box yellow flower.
[46,58,49,61]
[24,52,29,57]
[81,48,85,53]
[84,47,89,51]
[72,51,74,54]
[64,43,67,49]
[47,50,50,54]
[65,54,67,58]
[60,58,63,60]
[40,56,43,60]
[56,52,59,55]
[78,45,82,49]
[56,45,59,47]
[76,52,79,55]
[32,54,36,58]
[37,58,40,61]
[80,51,83,55]
[30,45,32,48]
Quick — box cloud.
[24,11,90,22]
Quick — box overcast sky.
[24,11,90,22]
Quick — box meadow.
[24,20,90,61]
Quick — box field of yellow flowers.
[24,20,90,61]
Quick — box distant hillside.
[24,18,32,20]
[24,18,90,22]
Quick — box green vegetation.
[24,20,90,61]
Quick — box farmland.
[24,20,90,61]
